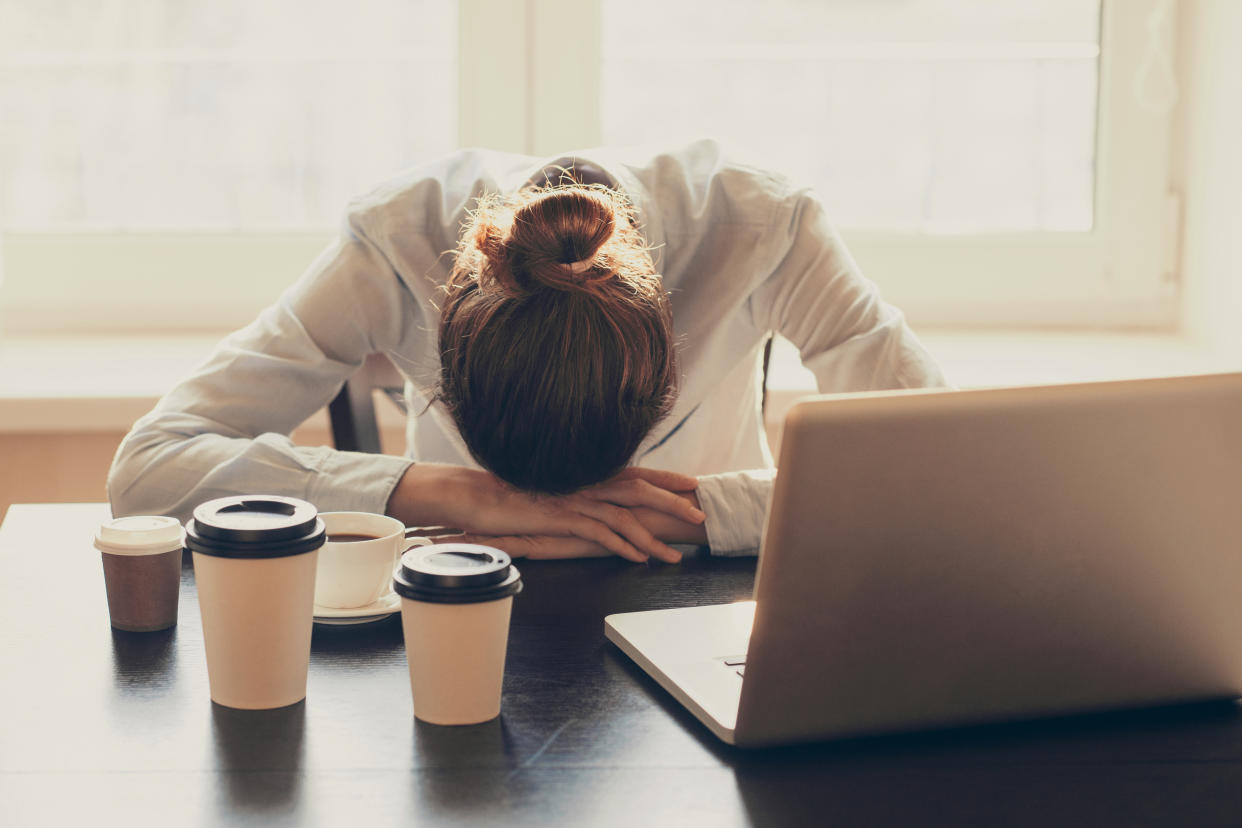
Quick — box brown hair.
[438,185,677,494]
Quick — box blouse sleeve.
[696,190,949,556]
[752,190,947,393]
[107,212,423,523]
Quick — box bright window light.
[0,0,457,231]
[601,0,1100,233]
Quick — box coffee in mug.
[185,496,325,710]
[392,543,522,725]
[315,512,430,610]
[94,516,185,632]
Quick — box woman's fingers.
[464,495,646,563]
[454,534,612,560]
[613,467,700,492]
[572,498,682,563]
[560,511,650,563]
[586,477,706,524]
[530,499,661,563]
[436,467,698,564]
[426,532,474,546]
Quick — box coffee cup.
[185,495,325,710]
[392,543,523,725]
[94,515,185,632]
[315,512,429,610]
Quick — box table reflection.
[211,701,306,818]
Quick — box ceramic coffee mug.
[315,512,430,610]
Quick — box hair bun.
[509,188,616,294]
[452,184,660,304]
[472,188,628,297]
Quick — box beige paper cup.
[393,544,523,725]
[400,595,515,724]
[185,496,326,710]
[192,550,319,709]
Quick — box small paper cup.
[392,543,523,725]
[94,516,185,632]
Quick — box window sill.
[0,334,399,434]
[1,331,1237,434]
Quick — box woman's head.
[438,185,677,494]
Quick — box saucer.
[313,591,401,625]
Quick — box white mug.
[314,512,430,609]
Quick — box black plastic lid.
[185,495,325,559]
[393,543,523,604]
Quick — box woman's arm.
[108,219,418,523]
[755,191,948,393]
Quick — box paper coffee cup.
[94,516,185,632]
[186,496,325,710]
[393,543,523,725]
[315,512,429,609]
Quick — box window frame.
[583,0,1179,329]
[0,0,1179,335]
[828,0,1179,328]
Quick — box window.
[602,0,1099,234]
[0,0,456,334]
[0,0,1179,334]
[1,0,456,230]
[596,0,1178,328]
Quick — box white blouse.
[108,139,948,555]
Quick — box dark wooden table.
[4,504,1242,827]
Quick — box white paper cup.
[193,550,319,709]
[400,596,514,724]
[393,543,523,725]
[185,496,325,710]
[315,512,429,609]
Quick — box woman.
[108,140,947,561]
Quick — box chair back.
[328,353,405,453]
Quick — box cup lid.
[94,515,185,556]
[393,543,522,604]
[185,495,325,559]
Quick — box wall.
[1174,1,1242,352]
[0,421,407,522]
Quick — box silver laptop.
[605,373,1242,747]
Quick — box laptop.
[605,373,1242,747]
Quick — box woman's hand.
[430,488,709,563]
[386,464,705,563]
